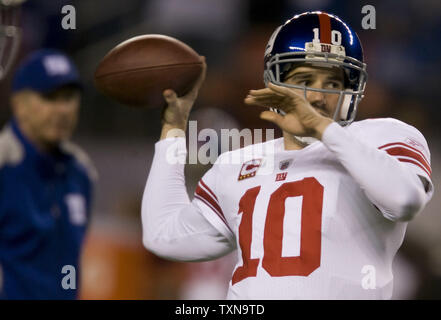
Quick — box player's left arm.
[320,120,433,222]
[246,83,433,222]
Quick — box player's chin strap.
[295,136,319,145]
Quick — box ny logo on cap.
[43,55,71,76]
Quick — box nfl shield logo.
[279,159,292,171]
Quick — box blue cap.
[12,49,82,94]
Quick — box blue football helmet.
[264,11,367,126]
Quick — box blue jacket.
[0,120,96,299]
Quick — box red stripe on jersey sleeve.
[194,194,230,227]
[379,144,431,176]
[200,179,218,201]
[195,184,226,221]
[379,142,430,165]
[395,158,431,177]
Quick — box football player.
[141,12,434,299]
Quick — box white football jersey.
[192,118,433,299]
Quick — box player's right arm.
[142,59,236,261]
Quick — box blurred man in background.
[0,49,96,299]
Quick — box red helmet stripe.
[318,13,332,44]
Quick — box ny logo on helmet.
[321,44,331,53]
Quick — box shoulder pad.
[0,126,24,169]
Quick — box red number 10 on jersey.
[232,177,324,285]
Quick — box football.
[94,34,203,107]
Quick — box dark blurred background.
[1,0,440,299]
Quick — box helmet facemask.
[0,0,25,80]
[264,49,367,127]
